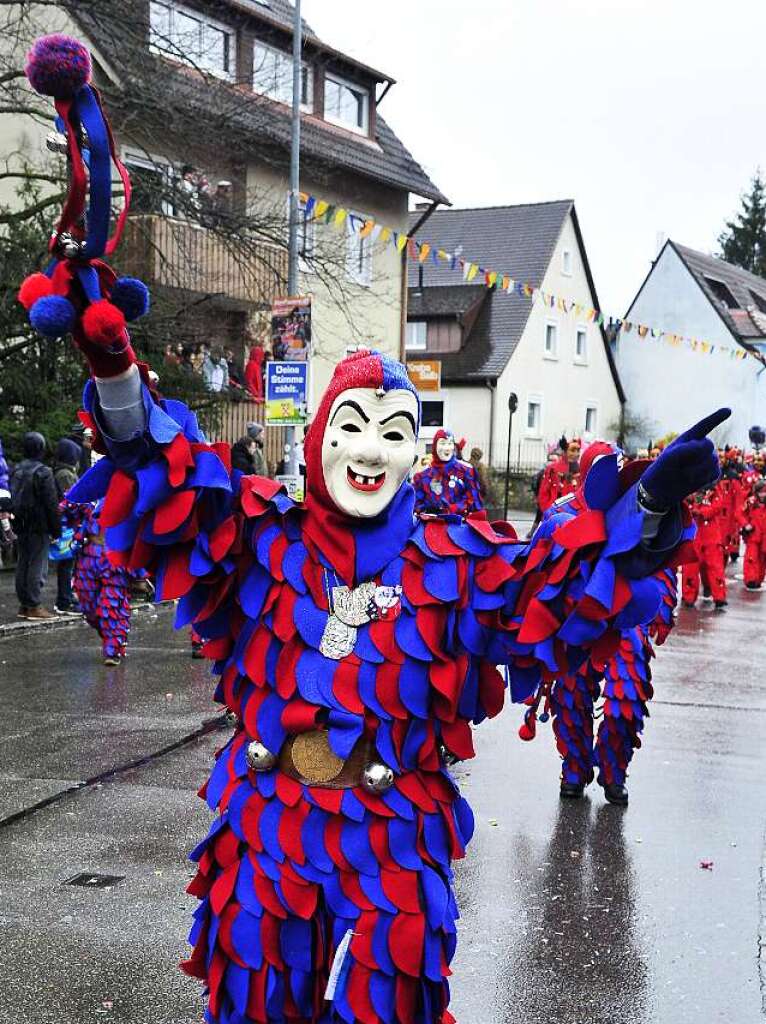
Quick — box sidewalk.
[0,568,158,636]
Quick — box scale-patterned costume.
[70,352,691,1024]
[519,443,682,789]
[22,32,716,1024]
[412,433,483,517]
[63,500,133,659]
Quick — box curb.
[0,600,174,640]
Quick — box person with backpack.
[51,437,82,614]
[10,431,60,619]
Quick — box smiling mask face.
[435,436,455,462]
[321,387,419,518]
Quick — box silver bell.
[245,740,277,772]
[46,131,69,154]
[361,761,395,794]
[57,232,83,260]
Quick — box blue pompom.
[110,277,150,321]
[29,294,76,337]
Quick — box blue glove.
[640,408,731,509]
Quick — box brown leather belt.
[279,730,374,789]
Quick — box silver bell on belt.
[361,761,395,794]
[245,740,277,772]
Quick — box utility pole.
[285,0,302,476]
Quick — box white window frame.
[525,394,543,438]
[149,1,235,81]
[253,39,313,111]
[406,321,428,351]
[574,324,588,364]
[122,149,176,216]
[346,211,373,287]
[562,248,573,276]
[419,390,449,443]
[584,402,599,436]
[324,72,370,135]
[544,320,559,360]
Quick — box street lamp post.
[284,0,303,477]
[503,392,518,521]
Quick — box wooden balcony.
[121,214,287,308]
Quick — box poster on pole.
[276,474,305,503]
[265,361,308,426]
[271,296,311,361]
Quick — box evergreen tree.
[718,172,766,277]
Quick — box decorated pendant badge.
[320,574,403,660]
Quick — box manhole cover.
[65,872,124,889]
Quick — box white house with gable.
[614,241,766,448]
[406,202,624,468]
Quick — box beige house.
[407,202,624,467]
[0,0,446,409]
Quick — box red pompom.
[518,712,537,741]
[81,299,126,345]
[18,273,53,310]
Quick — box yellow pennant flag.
[467,263,479,282]
[334,208,347,226]
[396,234,408,252]
[315,200,329,219]
[488,271,498,287]
[379,227,391,245]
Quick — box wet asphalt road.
[0,564,764,1023]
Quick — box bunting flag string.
[300,192,756,364]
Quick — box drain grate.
[65,872,125,889]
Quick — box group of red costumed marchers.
[16,32,748,1024]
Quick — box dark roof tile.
[672,242,766,342]
[407,202,572,379]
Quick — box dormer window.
[253,40,313,110]
[704,276,739,310]
[324,73,369,134]
[150,2,234,80]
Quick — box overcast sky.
[303,0,766,314]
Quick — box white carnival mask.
[321,387,419,518]
[435,435,455,462]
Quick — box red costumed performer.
[740,482,766,589]
[681,489,728,608]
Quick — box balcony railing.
[121,214,287,306]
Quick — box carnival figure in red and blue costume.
[26,35,728,1024]
[412,430,482,517]
[519,442,680,805]
[62,499,134,665]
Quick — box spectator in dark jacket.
[231,436,257,475]
[68,422,93,476]
[246,422,269,477]
[10,431,60,619]
[52,438,82,614]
